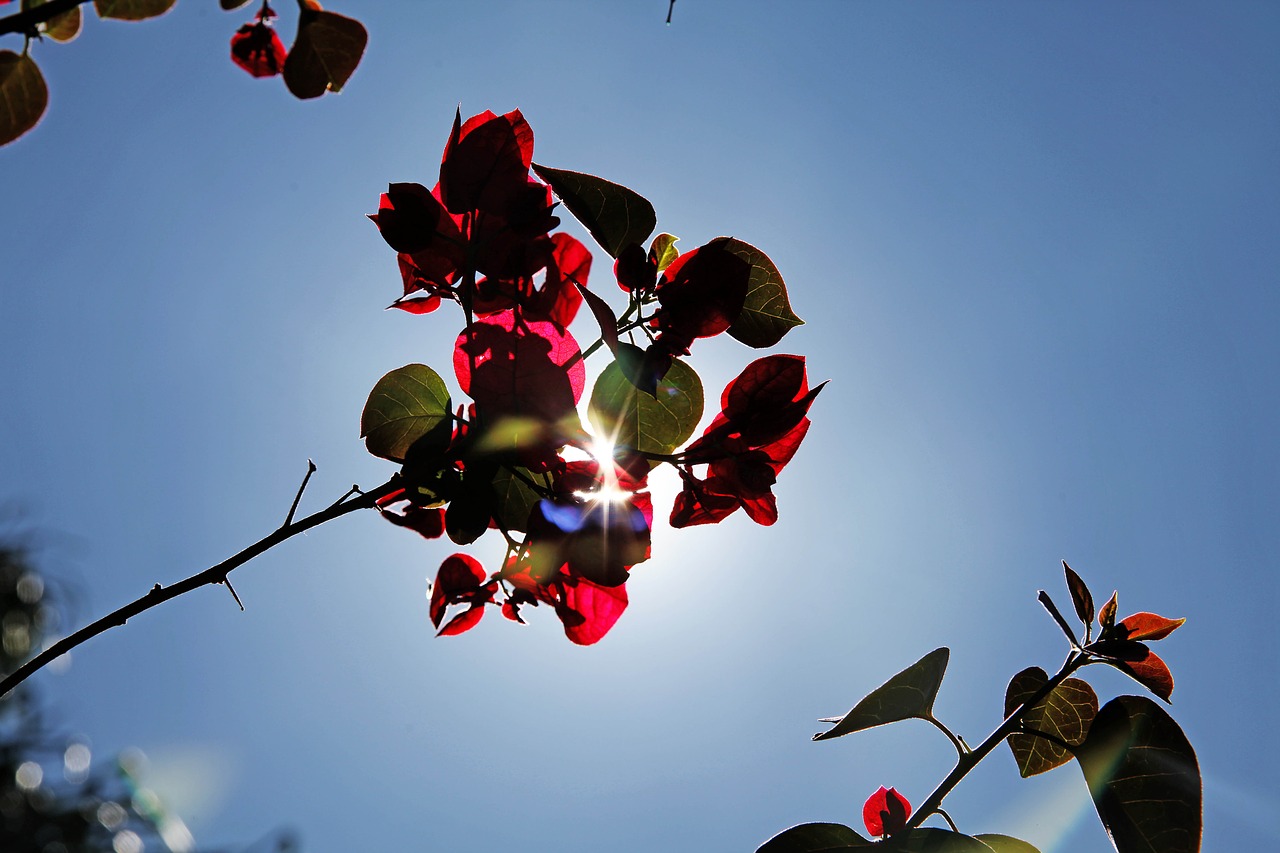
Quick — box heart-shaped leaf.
[0,51,47,147]
[756,822,873,853]
[531,164,656,258]
[722,237,804,348]
[1075,695,1201,853]
[814,648,949,741]
[589,355,703,457]
[92,0,176,20]
[360,364,452,463]
[1004,667,1098,777]
[283,9,367,99]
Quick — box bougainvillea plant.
[363,107,819,645]
[0,0,367,146]
[0,106,817,697]
[757,563,1200,853]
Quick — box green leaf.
[814,648,949,741]
[531,164,656,258]
[0,51,47,147]
[92,0,176,21]
[360,364,452,463]
[490,466,545,533]
[972,834,1041,853]
[588,355,703,458]
[722,237,804,348]
[1075,695,1201,853]
[756,823,872,853]
[1004,667,1099,777]
[650,233,680,272]
[283,9,368,99]
[887,829,999,852]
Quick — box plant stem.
[903,651,1086,832]
[0,476,400,698]
[0,0,90,38]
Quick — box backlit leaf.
[1075,695,1201,853]
[887,828,999,852]
[972,835,1041,853]
[814,648,949,740]
[1063,561,1094,629]
[651,233,680,272]
[722,237,804,348]
[1004,667,1099,777]
[1118,612,1185,643]
[23,0,83,42]
[756,823,873,853]
[92,0,175,20]
[589,355,703,458]
[531,163,656,258]
[0,51,47,147]
[1090,641,1176,702]
[283,8,367,99]
[360,364,451,463]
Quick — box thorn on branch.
[667,0,676,25]
[284,459,318,528]
[222,577,245,611]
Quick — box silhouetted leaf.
[756,823,873,853]
[1089,641,1176,702]
[973,835,1040,853]
[283,8,366,99]
[814,648,949,740]
[1005,667,1098,777]
[887,828,997,852]
[490,466,545,533]
[221,0,253,8]
[360,364,451,463]
[720,237,804,348]
[92,0,175,20]
[1063,561,1094,629]
[531,164,656,258]
[1075,695,1201,853]
[0,51,47,147]
[589,355,703,457]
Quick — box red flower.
[863,786,911,838]
[230,3,287,79]
[429,554,498,636]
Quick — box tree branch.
[0,475,400,697]
[0,0,90,38]
[902,651,1087,833]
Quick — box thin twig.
[0,476,400,698]
[901,651,1086,834]
[1038,590,1081,648]
[666,0,676,25]
[925,714,968,758]
[222,576,245,611]
[935,809,959,833]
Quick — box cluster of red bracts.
[387,455,653,646]
[367,108,818,644]
[230,2,287,78]
[673,354,823,527]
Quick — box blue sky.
[2,1,1277,850]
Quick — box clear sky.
[2,1,1277,851]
